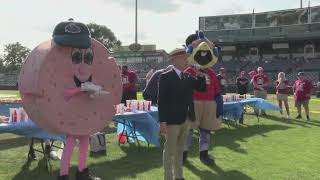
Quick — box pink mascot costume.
[18,19,122,180]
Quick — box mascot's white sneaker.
[50,151,60,160]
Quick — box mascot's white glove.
[81,82,102,93]
[89,90,110,98]
[81,82,110,98]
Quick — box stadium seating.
[282,25,309,35]
[0,73,18,89]
[310,23,320,32]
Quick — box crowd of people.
[235,68,314,120]
[142,65,315,119]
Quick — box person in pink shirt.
[121,65,138,104]
[275,72,290,119]
[248,70,257,94]
[252,67,269,115]
[293,72,314,120]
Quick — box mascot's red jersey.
[185,67,220,100]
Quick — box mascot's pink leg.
[78,135,89,172]
[75,135,101,180]
[60,135,76,176]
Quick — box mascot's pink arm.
[63,87,82,101]
[23,88,83,101]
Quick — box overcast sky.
[1,0,320,53]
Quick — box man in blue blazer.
[158,48,206,180]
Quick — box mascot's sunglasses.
[71,48,94,65]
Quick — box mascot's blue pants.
[185,128,211,152]
[184,95,223,152]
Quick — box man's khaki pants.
[163,121,190,180]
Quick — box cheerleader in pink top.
[275,72,290,119]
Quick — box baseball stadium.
[0,2,320,180]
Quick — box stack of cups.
[116,104,125,114]
[9,108,29,123]
[143,101,152,111]
[123,100,152,112]
[20,108,29,121]
[137,100,144,110]
[223,95,229,102]
[131,100,138,111]
[126,100,132,109]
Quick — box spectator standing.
[143,65,173,105]
[248,70,257,84]
[293,72,313,120]
[158,48,206,180]
[145,68,155,85]
[252,67,269,115]
[248,70,257,94]
[217,68,227,95]
[275,72,290,119]
[236,71,249,95]
[121,65,137,104]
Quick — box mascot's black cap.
[52,18,91,49]
[185,33,198,46]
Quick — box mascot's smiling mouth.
[194,50,213,66]
[74,75,92,87]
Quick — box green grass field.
[0,90,21,98]
[0,91,320,180]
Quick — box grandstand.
[200,6,320,93]
[112,44,170,90]
[0,73,18,90]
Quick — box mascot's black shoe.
[183,151,188,165]
[200,150,215,165]
[29,149,37,160]
[75,168,101,180]
[57,174,69,180]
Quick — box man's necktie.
[180,72,185,80]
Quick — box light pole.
[135,0,138,45]
[129,0,142,52]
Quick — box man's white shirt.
[173,66,182,79]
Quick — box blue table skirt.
[0,121,65,141]
[113,106,160,146]
[223,98,281,121]
[114,98,280,146]
[0,103,65,141]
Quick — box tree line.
[0,23,121,74]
